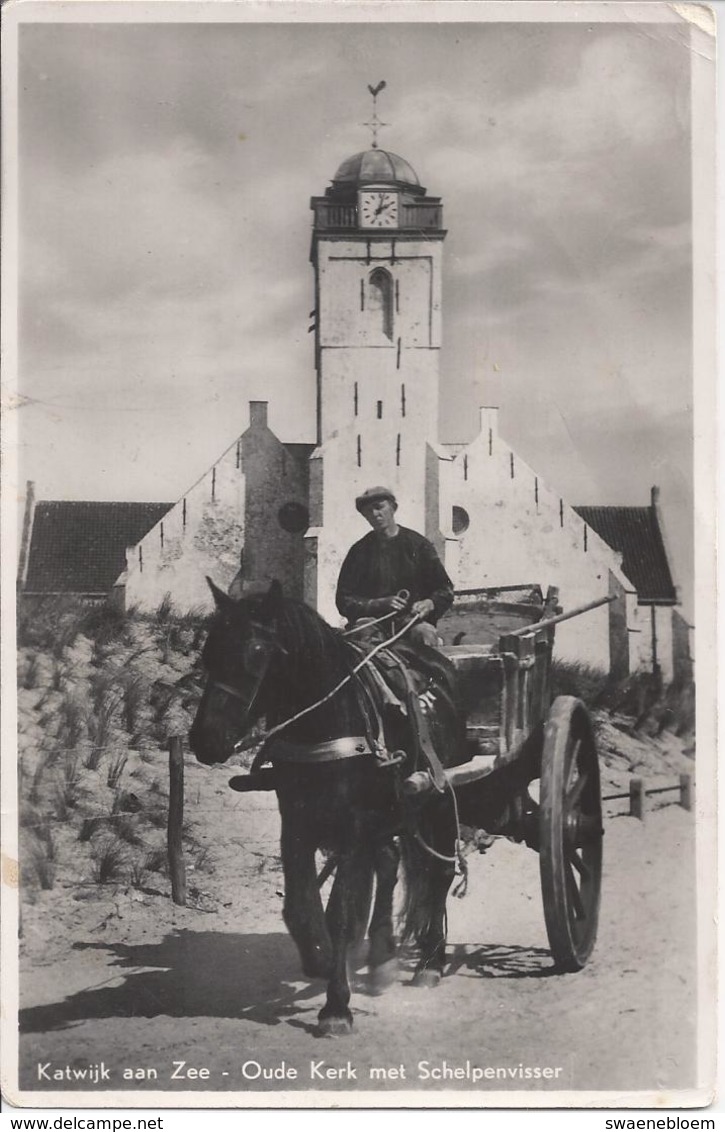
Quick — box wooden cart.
[408,584,610,971]
[231,585,611,973]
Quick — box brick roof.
[574,505,677,604]
[24,501,172,595]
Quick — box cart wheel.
[539,695,603,971]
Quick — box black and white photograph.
[0,0,716,1109]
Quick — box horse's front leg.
[280,818,333,980]
[368,838,400,994]
[412,859,455,988]
[318,847,373,1036]
[412,810,456,989]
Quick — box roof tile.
[24,501,172,595]
[574,505,676,603]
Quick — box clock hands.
[360,191,397,226]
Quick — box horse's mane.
[244,593,351,688]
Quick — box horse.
[189,578,468,1036]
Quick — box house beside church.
[19,139,690,681]
[575,491,692,684]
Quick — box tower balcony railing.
[400,201,443,229]
[312,199,443,231]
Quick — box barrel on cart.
[408,583,607,972]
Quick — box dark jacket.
[336,526,454,625]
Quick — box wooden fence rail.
[602,773,693,821]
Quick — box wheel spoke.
[566,770,589,809]
[564,738,582,791]
[567,846,590,882]
[566,864,586,921]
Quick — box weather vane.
[363,81,389,149]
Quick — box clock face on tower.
[359,189,399,229]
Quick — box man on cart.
[335,486,454,648]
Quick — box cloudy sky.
[13,7,697,613]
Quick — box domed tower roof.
[332,149,423,193]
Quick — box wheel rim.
[539,696,603,971]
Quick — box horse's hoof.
[369,957,399,996]
[317,1012,353,1037]
[412,968,442,989]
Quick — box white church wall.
[124,441,245,613]
[304,423,436,625]
[123,403,309,612]
[316,239,443,350]
[317,348,439,453]
[315,238,442,445]
[439,408,637,671]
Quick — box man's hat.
[355,486,397,513]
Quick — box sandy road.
[15,769,699,1104]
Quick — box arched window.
[367,268,394,340]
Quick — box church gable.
[122,401,312,611]
[442,409,633,591]
[438,408,640,669]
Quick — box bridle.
[209,678,256,702]
[206,611,425,753]
[206,620,288,719]
[203,609,468,884]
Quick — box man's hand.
[389,593,410,612]
[411,598,435,620]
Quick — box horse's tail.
[397,822,453,946]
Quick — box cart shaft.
[504,594,615,639]
[402,754,498,796]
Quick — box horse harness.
[219,615,449,792]
[349,645,448,790]
[215,614,468,883]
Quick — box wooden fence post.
[168,736,186,906]
[629,777,645,821]
[679,773,693,812]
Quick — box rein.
[342,609,398,637]
[227,611,424,754]
[340,591,410,638]
[214,606,469,894]
[413,781,469,897]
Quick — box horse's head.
[189,577,286,765]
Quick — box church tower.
[305,98,448,620]
[310,147,446,447]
